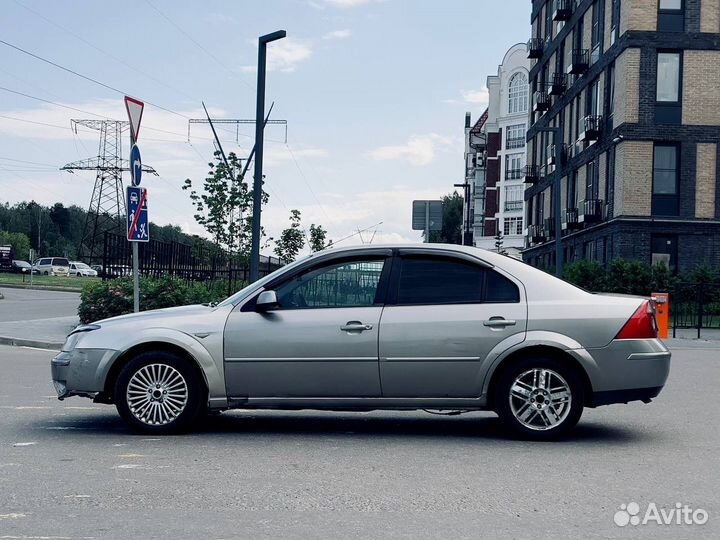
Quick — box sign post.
[125,96,145,313]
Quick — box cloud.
[311,0,383,7]
[240,38,313,73]
[323,29,352,40]
[443,86,489,107]
[367,133,453,166]
[204,13,235,24]
[263,145,329,167]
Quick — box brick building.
[523,0,720,272]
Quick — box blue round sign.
[130,144,142,186]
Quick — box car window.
[397,256,484,305]
[39,258,49,265]
[276,259,385,309]
[53,258,69,266]
[395,256,521,305]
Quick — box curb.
[0,335,63,350]
[0,283,82,294]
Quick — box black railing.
[546,143,567,166]
[578,199,603,223]
[561,207,580,230]
[506,168,525,180]
[568,49,589,74]
[533,90,551,112]
[544,217,556,237]
[528,224,545,243]
[505,200,524,211]
[524,165,540,184]
[553,0,573,20]
[506,137,525,149]
[527,37,544,59]
[579,115,602,141]
[671,279,720,339]
[102,232,282,297]
[549,72,567,95]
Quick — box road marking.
[117,454,144,458]
[112,464,140,469]
[0,513,29,520]
[0,406,52,410]
[62,495,91,499]
[12,442,36,447]
[20,346,58,352]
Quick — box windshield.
[14,260,30,267]
[217,254,311,307]
[74,262,90,269]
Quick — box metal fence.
[671,279,720,338]
[102,232,282,296]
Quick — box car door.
[378,251,527,398]
[224,253,391,398]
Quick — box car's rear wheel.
[114,351,205,434]
[494,356,584,440]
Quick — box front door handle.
[341,321,374,332]
[483,317,517,328]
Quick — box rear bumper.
[591,385,664,407]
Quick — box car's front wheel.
[114,351,206,434]
[494,356,584,440]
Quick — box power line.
[284,143,331,224]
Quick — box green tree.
[428,191,463,244]
[308,224,328,252]
[0,230,31,259]
[274,209,305,264]
[183,151,266,254]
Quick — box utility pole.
[250,30,286,283]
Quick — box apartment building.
[463,43,530,255]
[523,0,720,272]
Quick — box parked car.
[34,257,70,276]
[51,244,670,439]
[69,261,98,277]
[11,260,32,274]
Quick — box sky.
[0,0,529,253]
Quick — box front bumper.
[51,348,117,400]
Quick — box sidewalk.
[0,287,80,349]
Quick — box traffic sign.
[127,186,149,242]
[412,200,443,231]
[124,96,144,142]
[130,144,142,186]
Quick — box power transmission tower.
[61,120,157,263]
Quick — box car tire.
[114,351,206,434]
[494,355,584,440]
[44,271,49,276]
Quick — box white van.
[34,257,70,276]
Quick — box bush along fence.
[101,232,281,296]
[563,259,720,338]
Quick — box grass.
[0,272,99,292]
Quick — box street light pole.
[250,30,286,283]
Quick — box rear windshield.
[52,258,69,266]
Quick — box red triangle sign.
[124,96,144,141]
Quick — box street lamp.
[535,126,564,278]
[250,30,286,283]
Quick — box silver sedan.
[51,244,670,439]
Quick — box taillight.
[615,300,658,339]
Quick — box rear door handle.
[483,317,516,328]
[341,321,374,332]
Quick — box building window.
[591,0,603,61]
[652,144,680,216]
[505,185,524,211]
[586,78,601,117]
[655,52,682,124]
[651,234,677,272]
[658,0,684,32]
[610,0,621,44]
[508,73,528,114]
[505,123,526,149]
[568,170,579,208]
[606,146,615,218]
[586,159,600,200]
[505,154,525,179]
[606,62,615,123]
[503,216,523,235]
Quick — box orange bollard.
[652,292,669,339]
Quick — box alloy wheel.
[508,368,572,431]
[126,363,188,426]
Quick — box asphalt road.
[0,343,717,540]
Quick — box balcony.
[561,207,581,231]
[533,90,551,113]
[552,0,573,21]
[567,49,589,75]
[527,37,544,59]
[578,115,602,142]
[546,143,567,166]
[578,199,603,223]
[506,168,524,180]
[505,200,524,212]
[548,72,567,95]
[524,165,540,184]
[506,137,525,150]
[528,224,545,243]
[544,217,556,238]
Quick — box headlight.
[62,324,101,352]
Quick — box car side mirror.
[255,290,279,312]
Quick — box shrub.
[563,260,607,292]
[607,259,652,296]
[78,276,231,323]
